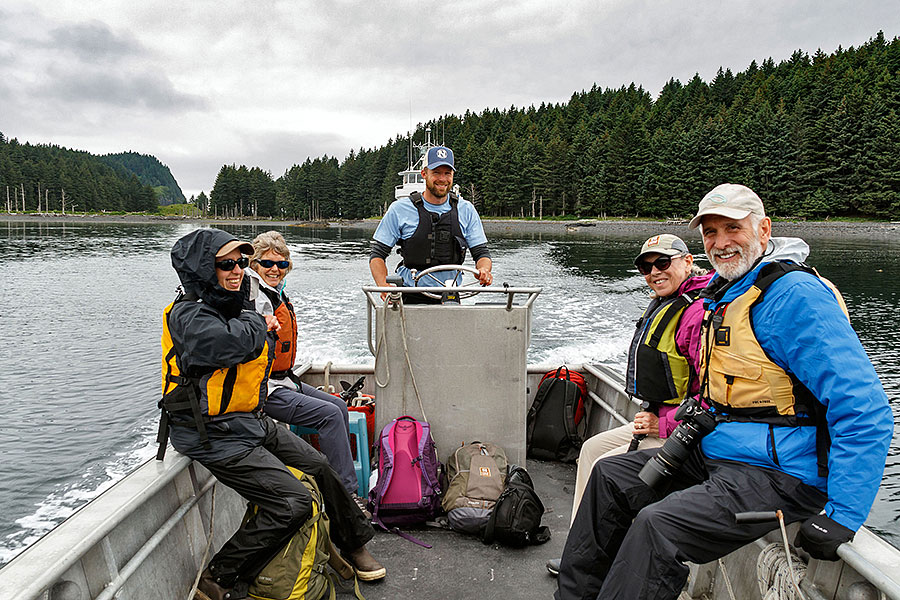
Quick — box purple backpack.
[368,416,442,537]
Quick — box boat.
[1,281,899,600]
[394,127,437,202]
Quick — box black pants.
[203,417,374,586]
[401,292,443,305]
[555,449,827,600]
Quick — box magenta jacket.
[657,272,713,438]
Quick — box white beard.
[708,238,764,281]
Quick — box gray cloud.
[264,0,898,115]
[46,20,144,62]
[0,6,209,126]
[2,0,898,198]
[246,130,356,171]
[40,66,208,111]
[0,6,16,37]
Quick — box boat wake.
[0,424,158,566]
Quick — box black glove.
[794,514,854,561]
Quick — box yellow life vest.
[157,295,273,460]
[161,298,271,418]
[625,290,699,405]
[699,262,848,422]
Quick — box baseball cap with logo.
[425,146,455,171]
[634,234,690,264]
[689,183,766,229]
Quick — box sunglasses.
[636,254,683,275]
[255,259,290,269]
[215,256,249,271]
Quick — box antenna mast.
[408,100,413,166]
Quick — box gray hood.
[762,236,810,264]
[170,228,247,317]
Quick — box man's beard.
[708,235,764,281]
[426,180,449,199]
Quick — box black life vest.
[398,192,467,270]
[625,288,701,405]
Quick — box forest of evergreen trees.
[100,151,186,205]
[3,32,898,220]
[208,31,900,221]
[0,134,161,213]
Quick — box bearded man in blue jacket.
[556,184,893,600]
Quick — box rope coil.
[757,542,807,600]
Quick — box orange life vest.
[270,296,298,373]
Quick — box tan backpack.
[442,442,507,534]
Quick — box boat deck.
[350,458,575,599]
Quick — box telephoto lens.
[638,399,717,489]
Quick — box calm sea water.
[0,220,897,564]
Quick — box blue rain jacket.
[700,240,892,531]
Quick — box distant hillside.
[101,151,186,205]
[0,133,159,213]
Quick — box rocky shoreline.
[2,212,897,239]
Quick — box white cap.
[689,183,765,229]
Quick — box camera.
[638,397,717,489]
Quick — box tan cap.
[689,183,765,229]
[216,239,254,257]
[634,234,689,264]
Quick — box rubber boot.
[546,558,561,577]
[344,545,386,581]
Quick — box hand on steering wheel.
[413,264,488,300]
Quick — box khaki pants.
[570,424,664,524]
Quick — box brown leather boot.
[194,568,230,600]
[344,545,386,581]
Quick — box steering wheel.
[413,264,484,300]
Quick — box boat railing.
[362,285,542,357]
[0,452,244,600]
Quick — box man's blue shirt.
[373,196,488,286]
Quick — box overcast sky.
[1,1,897,198]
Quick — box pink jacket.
[657,272,713,438]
